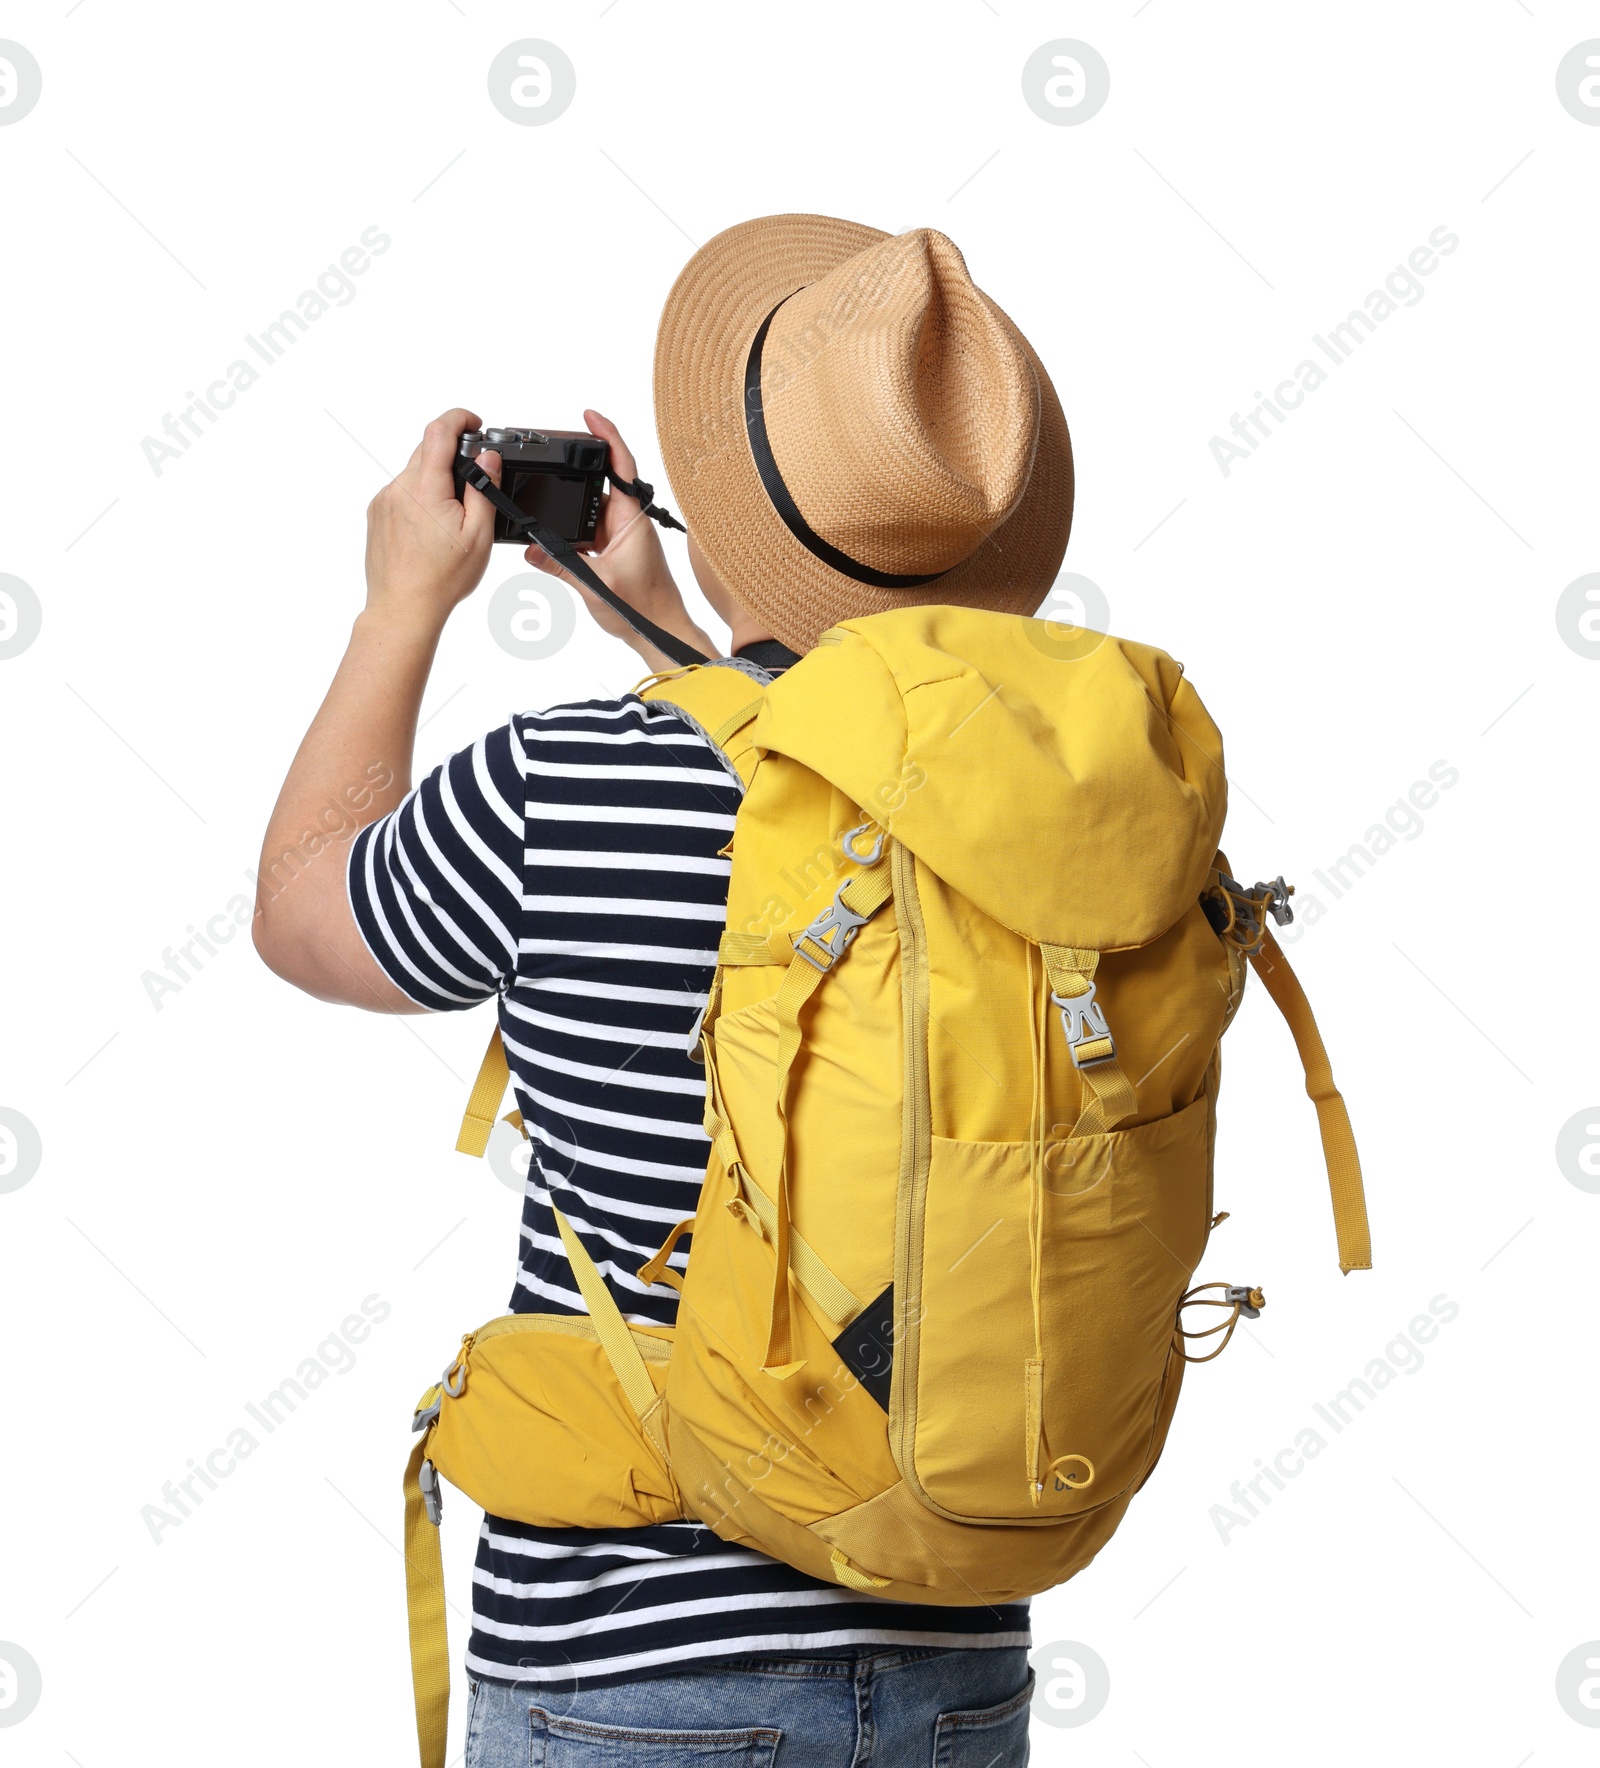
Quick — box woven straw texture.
[653,214,1074,653]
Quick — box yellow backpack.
[402,608,1371,1767]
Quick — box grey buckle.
[1225,1284,1265,1319]
[419,1458,443,1526]
[793,889,871,972]
[412,1392,442,1434]
[1051,982,1116,1069]
[1261,876,1295,927]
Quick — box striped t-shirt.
[347,663,1029,1688]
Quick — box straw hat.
[653,214,1074,654]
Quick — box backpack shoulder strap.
[1247,927,1372,1274]
[454,667,769,1154]
[1208,861,1372,1274]
[640,664,768,786]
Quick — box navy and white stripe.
[348,681,1028,1688]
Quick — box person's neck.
[728,610,801,668]
[725,609,777,654]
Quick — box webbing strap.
[700,1040,746,1183]
[829,1547,891,1591]
[1038,945,1137,1135]
[718,826,887,969]
[470,1064,669,1443]
[404,1212,671,1768]
[551,1206,664,1437]
[1247,928,1373,1274]
[713,699,765,748]
[1075,1052,1136,1136]
[455,1027,510,1157]
[637,1216,695,1293]
[404,1435,450,1768]
[764,862,893,1374]
[1023,1355,1045,1497]
[727,1164,862,1330]
[763,952,830,1374]
[718,929,789,965]
[698,1047,860,1329]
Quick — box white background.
[2,3,1597,1762]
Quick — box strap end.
[455,1120,493,1159]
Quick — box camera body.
[456,428,608,545]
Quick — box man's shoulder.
[512,693,721,760]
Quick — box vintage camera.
[455,428,608,545]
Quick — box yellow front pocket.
[904,1094,1213,1522]
[422,1314,684,1530]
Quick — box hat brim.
[653,214,1074,654]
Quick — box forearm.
[252,403,713,1011]
[253,608,442,980]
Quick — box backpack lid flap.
[753,609,1227,952]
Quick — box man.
[255,213,1071,1766]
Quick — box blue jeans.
[464,1646,1033,1767]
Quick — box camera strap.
[606,471,687,534]
[455,460,710,668]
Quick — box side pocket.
[933,1672,1034,1768]
[905,1097,1212,1521]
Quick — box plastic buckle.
[1260,876,1295,927]
[1051,982,1116,1069]
[1225,1284,1265,1319]
[793,889,871,972]
[418,1458,443,1526]
[411,1388,442,1434]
